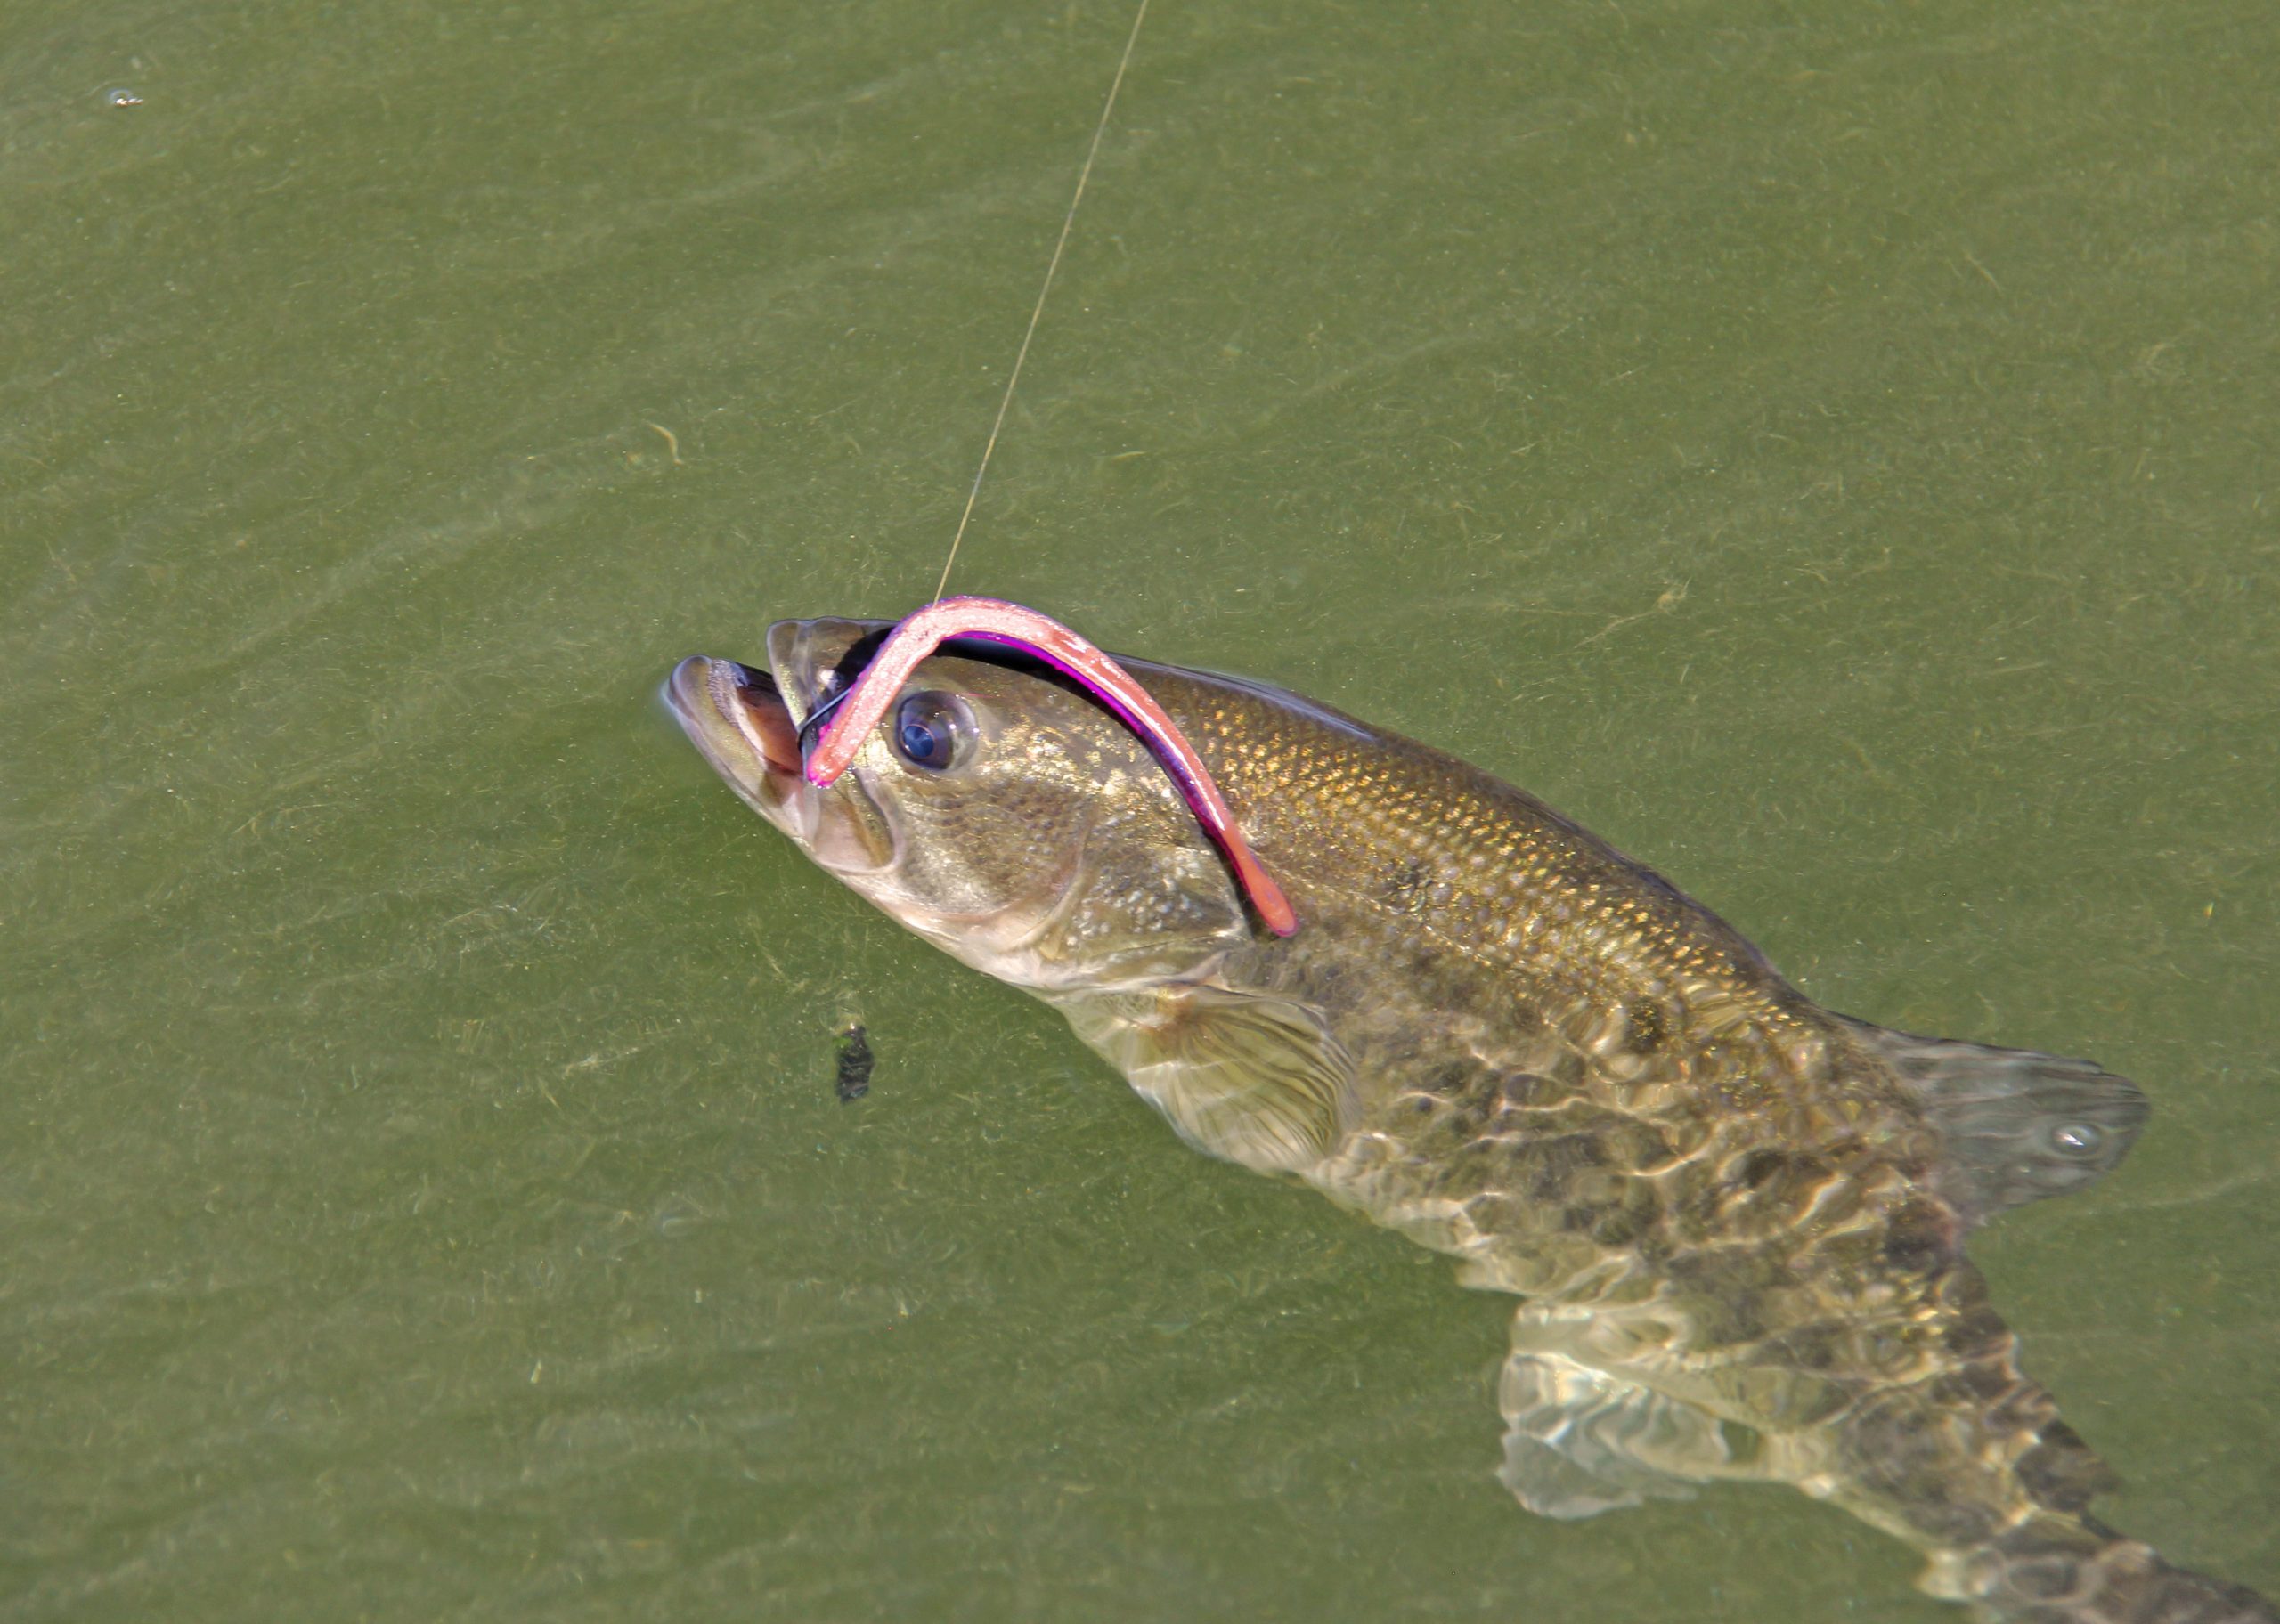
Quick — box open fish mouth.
[673,655,800,772]
[664,654,810,829]
[714,659,802,775]
[664,651,897,876]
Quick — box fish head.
[665,618,1253,992]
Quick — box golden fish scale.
[1163,674,1930,1149]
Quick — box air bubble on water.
[104,87,143,108]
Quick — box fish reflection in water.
[664,613,2275,1624]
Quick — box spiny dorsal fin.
[1053,984,1356,1174]
[1838,1016,2148,1228]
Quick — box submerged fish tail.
[1939,1514,2278,1624]
[1819,1318,2277,1624]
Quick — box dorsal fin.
[1838,1016,2148,1227]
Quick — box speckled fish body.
[665,619,2273,1624]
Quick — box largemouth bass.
[665,620,2274,1623]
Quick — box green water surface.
[4,1,2274,1620]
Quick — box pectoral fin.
[1839,1017,2148,1227]
[1054,985,1355,1173]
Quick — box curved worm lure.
[799,596,1299,938]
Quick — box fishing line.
[932,0,1149,606]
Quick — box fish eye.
[892,692,973,771]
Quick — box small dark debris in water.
[835,1024,873,1103]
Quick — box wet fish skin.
[664,621,2274,1624]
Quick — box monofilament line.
[932,0,1150,606]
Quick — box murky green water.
[5,1,2274,1619]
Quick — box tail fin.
[1934,1514,2277,1623]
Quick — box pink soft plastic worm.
[801,596,1299,938]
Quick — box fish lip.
[666,648,900,876]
